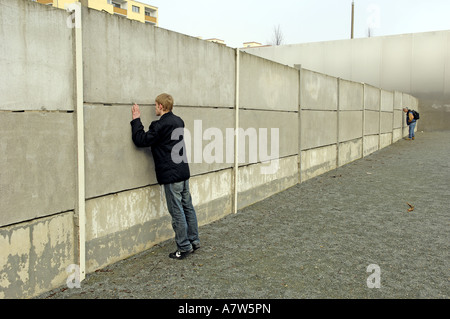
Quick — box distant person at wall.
[130,93,200,260]
[403,107,416,140]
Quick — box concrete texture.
[380,112,393,133]
[381,90,394,112]
[364,85,381,111]
[239,109,298,163]
[0,0,74,111]
[338,139,362,166]
[300,69,338,110]
[239,52,298,111]
[339,80,363,111]
[339,111,363,142]
[82,6,236,108]
[301,111,337,149]
[37,131,449,299]
[0,212,75,299]
[237,156,298,209]
[301,144,337,182]
[0,112,76,227]
[243,31,450,131]
[365,110,380,135]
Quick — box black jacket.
[130,112,190,184]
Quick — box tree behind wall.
[270,24,284,46]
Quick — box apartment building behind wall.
[35,0,158,25]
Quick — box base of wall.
[0,212,75,298]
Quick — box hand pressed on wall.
[132,103,141,120]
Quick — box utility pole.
[351,0,355,39]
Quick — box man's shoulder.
[162,112,184,126]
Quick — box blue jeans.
[163,180,200,252]
[409,121,416,139]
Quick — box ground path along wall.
[0,0,418,298]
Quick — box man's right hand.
[132,103,141,120]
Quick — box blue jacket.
[131,112,190,185]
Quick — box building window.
[112,2,120,8]
[145,9,156,17]
[132,5,140,13]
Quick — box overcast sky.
[140,0,450,48]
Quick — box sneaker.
[192,243,201,251]
[412,137,415,140]
[169,249,193,260]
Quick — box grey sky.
[140,0,450,48]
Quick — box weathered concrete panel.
[301,144,337,182]
[364,110,380,135]
[339,139,362,166]
[393,128,403,143]
[0,0,74,111]
[0,212,75,298]
[402,93,412,108]
[301,69,338,110]
[393,110,403,129]
[363,135,379,157]
[380,112,393,133]
[380,133,392,149]
[239,52,298,111]
[339,79,363,111]
[394,91,403,110]
[339,111,363,142]
[82,7,235,107]
[238,156,298,209]
[301,110,337,149]
[0,113,76,227]
[84,104,234,199]
[364,85,380,111]
[381,90,394,112]
[239,110,298,164]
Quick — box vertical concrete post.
[401,93,404,137]
[391,93,395,145]
[69,2,86,281]
[233,48,240,214]
[362,83,366,158]
[378,89,382,150]
[294,64,302,184]
[336,78,340,168]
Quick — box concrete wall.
[0,0,418,298]
[299,69,418,182]
[242,31,450,131]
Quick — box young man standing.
[130,93,200,260]
[403,107,417,140]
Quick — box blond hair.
[155,93,174,112]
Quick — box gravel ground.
[38,131,449,299]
